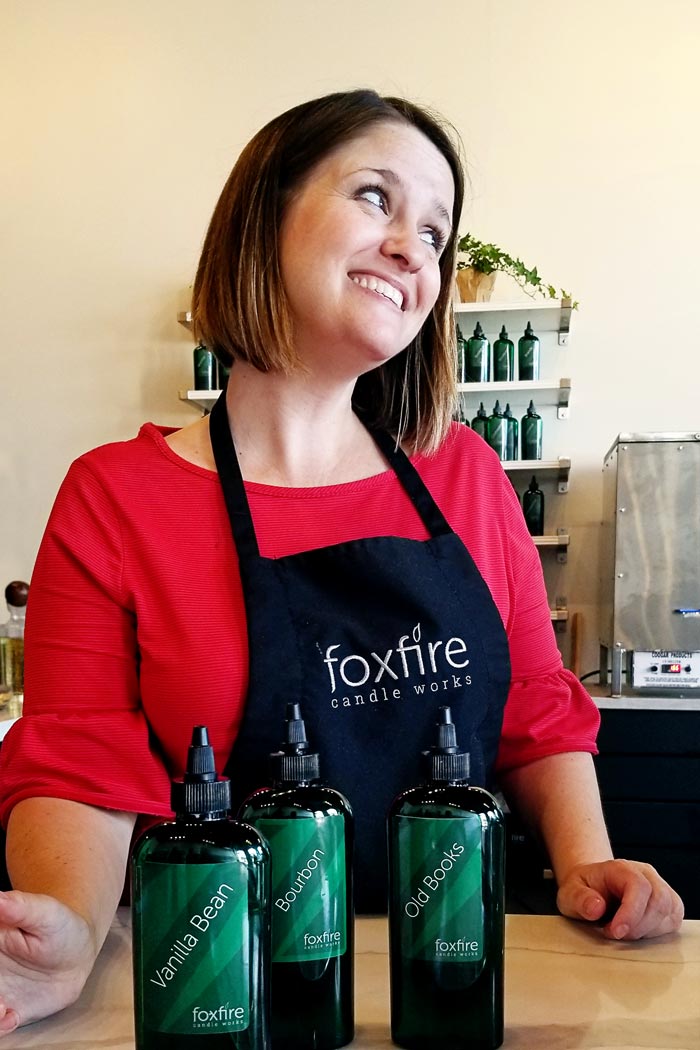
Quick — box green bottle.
[492,326,514,382]
[503,403,518,461]
[455,323,467,384]
[193,343,217,390]
[486,400,507,460]
[470,402,488,440]
[517,322,540,380]
[388,707,505,1050]
[239,704,354,1050]
[453,394,470,426]
[465,322,490,382]
[521,400,543,460]
[522,475,545,535]
[132,726,271,1050]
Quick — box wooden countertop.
[10,910,700,1049]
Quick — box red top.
[0,421,599,824]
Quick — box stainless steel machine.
[599,432,700,696]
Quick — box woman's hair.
[192,88,465,453]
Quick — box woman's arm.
[0,797,136,1033]
[500,752,684,939]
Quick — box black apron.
[210,392,511,913]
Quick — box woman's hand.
[556,858,685,940]
[0,889,98,1033]
[500,753,686,942]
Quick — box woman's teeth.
[351,275,403,310]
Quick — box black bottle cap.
[171,725,231,817]
[270,703,320,784]
[422,706,470,783]
[528,475,540,491]
[476,402,488,418]
[526,399,539,416]
[492,399,503,416]
[473,321,485,338]
[524,321,536,338]
[504,403,513,417]
[5,581,29,607]
[498,325,509,340]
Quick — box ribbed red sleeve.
[0,422,598,824]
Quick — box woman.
[0,89,683,1033]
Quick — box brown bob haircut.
[192,88,465,454]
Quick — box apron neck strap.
[359,421,452,537]
[210,390,261,559]
[209,390,453,558]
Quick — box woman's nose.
[380,224,425,271]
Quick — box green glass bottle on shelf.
[503,404,518,461]
[465,322,490,383]
[455,323,467,384]
[486,401,507,460]
[193,343,217,390]
[492,326,514,382]
[522,476,545,536]
[452,395,466,425]
[521,400,543,460]
[455,396,471,427]
[470,402,488,440]
[517,322,540,380]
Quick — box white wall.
[2,0,699,675]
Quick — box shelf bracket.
[553,595,568,633]
[557,379,571,420]
[557,299,572,346]
[556,528,569,563]
[557,457,571,493]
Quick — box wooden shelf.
[534,531,569,562]
[533,532,569,547]
[454,298,573,346]
[458,378,571,418]
[179,389,219,411]
[503,457,571,493]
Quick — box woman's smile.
[349,273,406,311]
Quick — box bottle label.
[135,860,249,1034]
[257,814,347,962]
[394,814,484,962]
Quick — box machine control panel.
[632,650,700,690]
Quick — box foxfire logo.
[321,623,470,694]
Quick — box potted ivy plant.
[456,233,577,306]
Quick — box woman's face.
[278,120,455,381]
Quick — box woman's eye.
[420,228,446,253]
[357,185,387,211]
